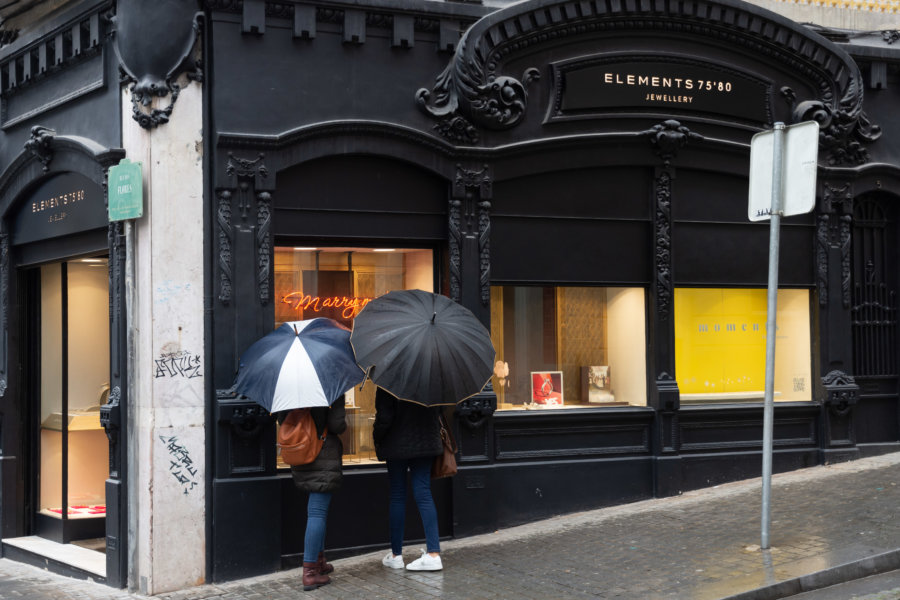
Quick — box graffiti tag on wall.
[160,435,198,495]
[155,349,202,378]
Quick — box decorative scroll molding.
[217,189,234,304]
[220,153,270,305]
[0,232,6,397]
[642,120,703,167]
[450,164,492,304]
[817,183,854,308]
[112,0,203,129]
[448,197,462,303]
[256,192,272,305]
[24,126,56,172]
[415,0,877,151]
[782,86,881,166]
[108,221,125,377]
[883,30,900,45]
[816,214,829,307]
[654,171,672,319]
[840,215,852,307]
[100,386,122,478]
[478,199,491,306]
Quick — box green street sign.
[108,158,143,221]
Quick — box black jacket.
[373,388,442,461]
[279,397,347,493]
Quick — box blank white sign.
[748,121,819,222]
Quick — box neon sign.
[281,292,373,319]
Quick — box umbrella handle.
[359,365,373,390]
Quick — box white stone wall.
[122,80,206,595]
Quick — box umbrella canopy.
[350,289,495,406]
[232,318,365,412]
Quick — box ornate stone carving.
[781,86,881,166]
[24,126,56,172]
[450,164,492,304]
[217,189,234,304]
[816,214,829,307]
[654,171,672,319]
[100,386,122,477]
[257,192,272,305]
[112,0,203,129]
[416,0,874,151]
[642,120,703,167]
[448,198,462,303]
[220,153,270,305]
[821,370,858,417]
[817,184,854,308]
[0,232,6,397]
[417,57,540,142]
[840,215,852,308]
[478,199,491,306]
[882,30,900,45]
[456,386,496,429]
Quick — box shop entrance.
[22,256,110,550]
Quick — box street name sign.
[108,158,143,221]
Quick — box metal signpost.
[747,120,818,549]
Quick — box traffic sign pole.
[760,122,785,550]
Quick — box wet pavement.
[2,451,900,599]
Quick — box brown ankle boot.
[317,552,334,575]
[302,562,331,591]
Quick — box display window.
[273,246,434,466]
[674,288,813,404]
[37,258,110,537]
[490,286,647,409]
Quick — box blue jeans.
[304,491,332,563]
[387,457,440,555]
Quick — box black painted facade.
[0,0,897,590]
[204,0,900,583]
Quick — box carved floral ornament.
[416,0,880,163]
[112,0,203,129]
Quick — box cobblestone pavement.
[2,452,900,600]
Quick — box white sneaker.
[382,552,404,569]
[405,549,442,571]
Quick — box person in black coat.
[277,396,346,590]
[373,387,444,571]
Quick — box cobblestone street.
[3,452,900,599]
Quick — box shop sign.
[11,172,106,245]
[108,158,143,221]
[555,58,770,123]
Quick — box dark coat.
[279,397,347,493]
[373,388,442,461]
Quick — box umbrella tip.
[431,311,436,324]
[293,324,299,335]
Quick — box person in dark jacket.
[278,396,347,591]
[373,387,444,571]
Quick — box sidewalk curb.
[721,548,900,600]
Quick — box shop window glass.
[674,288,812,404]
[273,246,434,466]
[39,259,109,526]
[490,286,647,409]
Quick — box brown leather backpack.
[277,408,327,466]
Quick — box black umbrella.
[350,289,495,406]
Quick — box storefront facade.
[1,0,900,593]
[205,0,900,583]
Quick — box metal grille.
[852,198,898,377]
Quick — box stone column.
[123,79,206,594]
